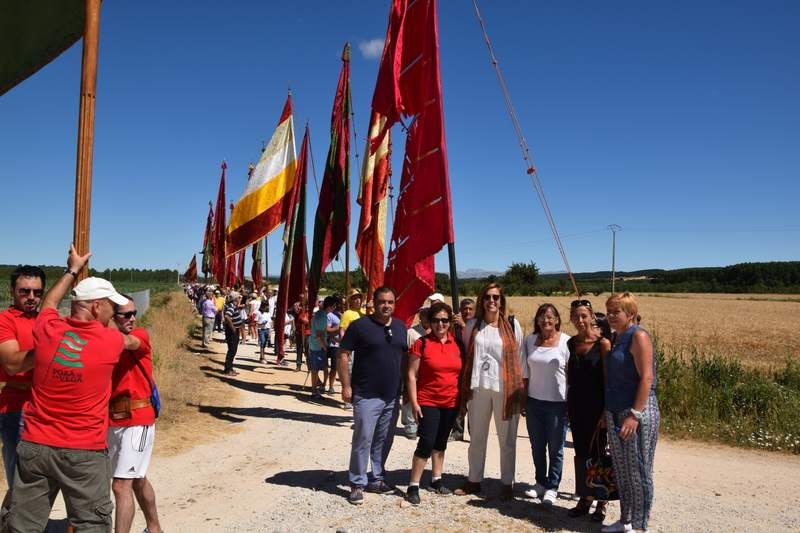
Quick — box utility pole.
[608,224,621,293]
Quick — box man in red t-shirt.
[5,246,141,532]
[108,296,162,533]
[0,266,45,508]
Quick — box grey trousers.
[349,395,400,486]
[606,393,660,530]
[202,316,215,346]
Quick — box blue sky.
[1,1,798,275]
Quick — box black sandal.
[591,500,608,522]
[567,497,592,517]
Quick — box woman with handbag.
[521,303,571,506]
[454,283,524,500]
[404,302,464,505]
[566,299,611,521]
[602,292,659,533]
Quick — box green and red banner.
[308,43,351,306]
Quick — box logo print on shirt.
[54,331,86,368]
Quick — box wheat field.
[498,293,799,368]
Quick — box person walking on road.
[223,292,243,376]
[201,289,216,348]
[337,286,407,505]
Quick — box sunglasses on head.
[115,310,137,319]
[17,288,44,297]
[482,294,501,302]
[570,299,592,309]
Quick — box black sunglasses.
[17,288,44,297]
[570,299,592,309]
[384,325,393,343]
[482,294,501,302]
[430,317,451,325]
[115,310,138,319]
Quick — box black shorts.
[327,346,339,367]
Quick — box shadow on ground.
[264,468,413,500]
[194,404,353,427]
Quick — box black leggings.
[414,406,458,459]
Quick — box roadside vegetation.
[657,345,800,453]
[138,291,236,455]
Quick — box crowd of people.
[0,246,161,532]
[187,278,659,533]
[0,243,658,532]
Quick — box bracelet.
[65,269,78,278]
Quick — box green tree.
[502,261,539,295]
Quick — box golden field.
[500,293,799,368]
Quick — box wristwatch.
[65,268,78,278]
[630,408,643,421]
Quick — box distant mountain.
[458,268,503,279]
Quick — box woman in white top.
[454,283,524,501]
[521,303,571,506]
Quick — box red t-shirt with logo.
[110,328,155,427]
[0,307,35,413]
[23,308,124,450]
[410,332,463,408]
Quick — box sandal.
[591,500,608,522]
[567,497,592,517]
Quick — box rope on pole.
[472,0,580,296]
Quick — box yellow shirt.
[340,309,365,331]
[215,296,225,311]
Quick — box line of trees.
[432,261,800,296]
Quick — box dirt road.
[48,331,800,532]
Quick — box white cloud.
[358,38,384,60]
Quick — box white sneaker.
[524,483,546,499]
[601,521,633,533]
[542,489,557,505]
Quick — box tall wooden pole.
[344,233,350,298]
[72,0,102,281]
[264,237,272,288]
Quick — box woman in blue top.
[602,293,659,533]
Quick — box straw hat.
[347,288,363,299]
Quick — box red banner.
[379,0,454,324]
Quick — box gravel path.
[55,331,800,532]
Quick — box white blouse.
[463,317,523,393]
[521,332,570,402]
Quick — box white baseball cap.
[71,277,129,305]
[428,292,445,303]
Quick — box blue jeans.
[258,328,270,349]
[349,395,399,487]
[0,411,23,489]
[525,397,568,490]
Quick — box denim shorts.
[309,350,328,372]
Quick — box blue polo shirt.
[340,316,408,402]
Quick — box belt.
[131,398,152,410]
[0,381,32,391]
